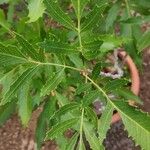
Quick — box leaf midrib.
[45,0,76,31]
[115,104,150,134]
[3,66,38,103]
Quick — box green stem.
[30,60,82,72]
[77,0,83,52]
[79,108,84,150]
[30,60,114,109]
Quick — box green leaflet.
[45,118,78,140]
[40,69,64,97]
[82,34,128,46]
[27,0,45,23]
[83,40,103,49]
[65,132,79,150]
[49,103,80,120]
[112,88,142,104]
[104,79,128,91]
[55,135,68,150]
[18,81,32,126]
[53,54,66,72]
[0,68,18,97]
[119,9,141,66]
[39,41,79,54]
[81,0,108,32]
[15,33,41,61]
[113,101,150,150]
[0,43,28,67]
[0,101,16,126]
[71,0,89,18]
[105,2,121,31]
[36,97,56,150]
[99,41,119,55]
[0,66,39,105]
[0,43,26,58]
[83,123,103,150]
[68,54,84,68]
[76,83,92,95]
[137,30,150,52]
[82,40,103,60]
[82,90,100,106]
[44,0,76,31]
[121,16,150,24]
[85,106,98,129]
[55,92,69,106]
[98,102,113,143]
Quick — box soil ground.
[0,49,150,150]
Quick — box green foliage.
[1,66,39,105]
[18,81,32,126]
[71,0,88,17]
[46,118,78,140]
[44,0,76,31]
[35,97,57,149]
[39,40,79,54]
[0,101,16,126]
[105,2,121,32]
[27,0,45,23]
[15,33,41,61]
[49,102,80,120]
[65,132,79,150]
[137,30,150,52]
[113,101,150,150]
[0,43,28,67]
[98,102,113,143]
[0,0,150,150]
[40,69,64,96]
[84,123,104,150]
[81,0,108,32]
[85,106,98,128]
[82,90,100,106]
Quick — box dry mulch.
[0,49,150,150]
